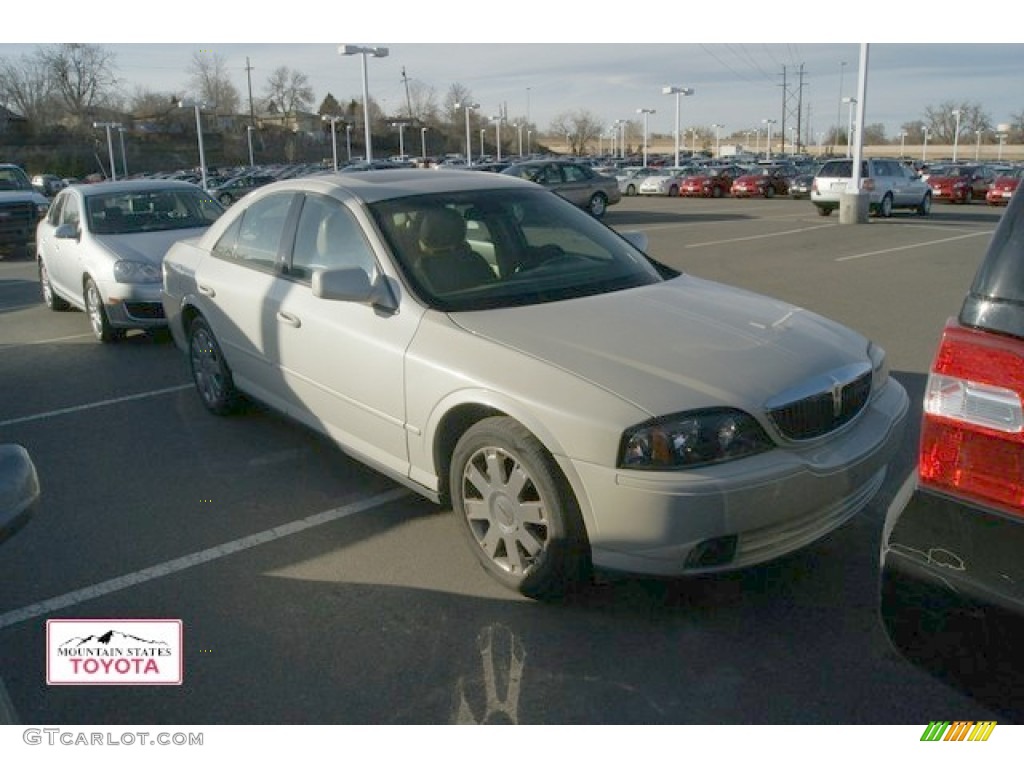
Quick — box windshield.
[369,188,666,311]
[0,166,33,191]
[961,188,1024,338]
[86,187,224,234]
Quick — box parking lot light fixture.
[247,125,256,167]
[951,109,963,162]
[997,133,1007,161]
[454,101,479,166]
[762,119,776,161]
[490,116,503,162]
[339,45,389,162]
[117,127,128,178]
[921,126,930,161]
[711,123,724,158]
[390,121,409,158]
[323,116,344,171]
[92,121,121,181]
[421,126,429,161]
[662,86,694,167]
[842,97,857,158]
[974,129,983,161]
[898,130,908,158]
[637,108,656,167]
[177,100,208,189]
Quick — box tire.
[668,185,679,198]
[218,193,233,206]
[879,193,894,218]
[764,185,775,199]
[816,206,832,217]
[450,416,590,600]
[188,315,241,415]
[625,184,636,197]
[712,186,723,198]
[84,277,122,342]
[39,258,70,311]
[586,193,608,218]
[917,193,932,217]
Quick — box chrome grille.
[769,369,872,440]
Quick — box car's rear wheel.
[625,184,636,196]
[188,315,241,415]
[39,259,70,311]
[816,206,833,217]
[586,193,608,218]
[218,193,233,206]
[879,193,894,218]
[764,185,775,199]
[917,193,932,216]
[450,416,590,600]
[84,277,122,342]
[712,186,723,198]
[668,185,679,197]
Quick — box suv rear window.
[817,160,868,178]
[960,189,1024,338]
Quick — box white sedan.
[37,180,224,341]
[637,167,694,197]
[161,170,909,599]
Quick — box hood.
[0,189,48,205]
[449,275,871,417]
[93,227,209,265]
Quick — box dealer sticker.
[46,619,183,685]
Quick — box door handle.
[197,284,216,297]
[277,311,301,328]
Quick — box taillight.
[919,321,1024,516]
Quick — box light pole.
[898,130,908,159]
[345,123,353,162]
[527,130,533,156]
[323,116,344,171]
[951,108,963,162]
[480,128,486,159]
[390,121,409,158]
[455,101,479,166]
[247,125,256,167]
[842,97,857,158]
[835,60,847,154]
[974,129,983,161]
[92,121,121,181]
[421,126,428,161]
[177,101,208,189]
[921,126,930,162]
[117,127,128,177]
[662,86,693,168]
[514,123,523,157]
[711,123,724,158]
[637,108,655,167]
[339,45,389,162]
[490,116,503,162]
[762,119,776,161]
[613,120,626,159]
[997,133,1007,161]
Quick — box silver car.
[811,158,932,217]
[500,160,621,218]
[162,170,909,599]
[36,180,224,341]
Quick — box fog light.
[685,535,738,568]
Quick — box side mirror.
[54,223,79,240]
[621,230,649,253]
[312,267,398,313]
[0,444,39,544]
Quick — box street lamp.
[842,97,857,158]
[711,123,724,158]
[247,125,256,167]
[455,101,479,166]
[480,128,486,159]
[390,121,409,158]
[921,126,930,162]
[951,108,963,162]
[662,86,693,168]
[762,119,776,161]
[997,133,1007,161]
[421,126,429,161]
[898,130,908,158]
[92,121,121,181]
[345,123,353,162]
[177,100,208,189]
[637,108,655,167]
[117,127,128,178]
[527,129,533,156]
[323,115,344,171]
[490,116,503,162]
[835,60,847,154]
[339,44,389,162]
[514,123,523,157]
[974,129,983,161]
[613,120,626,159]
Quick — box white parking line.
[685,223,836,249]
[0,384,193,428]
[0,487,411,631]
[0,332,95,348]
[835,230,992,262]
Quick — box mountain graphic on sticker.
[60,630,170,649]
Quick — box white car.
[36,180,224,341]
[637,167,693,197]
[811,158,932,217]
[161,170,909,599]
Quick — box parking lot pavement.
[0,198,1012,726]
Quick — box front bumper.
[97,279,166,329]
[567,377,909,576]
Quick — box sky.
[3,3,1022,143]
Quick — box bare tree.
[923,101,992,143]
[263,66,314,115]
[39,43,118,128]
[406,79,440,125]
[550,109,602,155]
[127,86,181,122]
[186,51,240,116]
[0,49,59,128]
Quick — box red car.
[925,164,994,204]
[679,166,740,198]
[986,167,1022,206]
[729,167,791,198]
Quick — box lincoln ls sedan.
[161,170,909,599]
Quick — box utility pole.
[401,66,413,119]
[245,57,256,127]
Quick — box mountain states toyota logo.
[47,619,183,685]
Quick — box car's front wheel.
[450,417,590,600]
[188,315,241,415]
[625,184,636,196]
[879,193,894,218]
[764,185,775,199]
[917,193,932,216]
[586,193,608,218]
[816,206,833,217]
[39,259,70,311]
[84,277,122,342]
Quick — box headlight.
[619,408,774,470]
[113,260,162,284]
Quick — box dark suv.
[0,163,50,259]
[879,184,1024,702]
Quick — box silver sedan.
[162,170,909,599]
[36,180,223,341]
